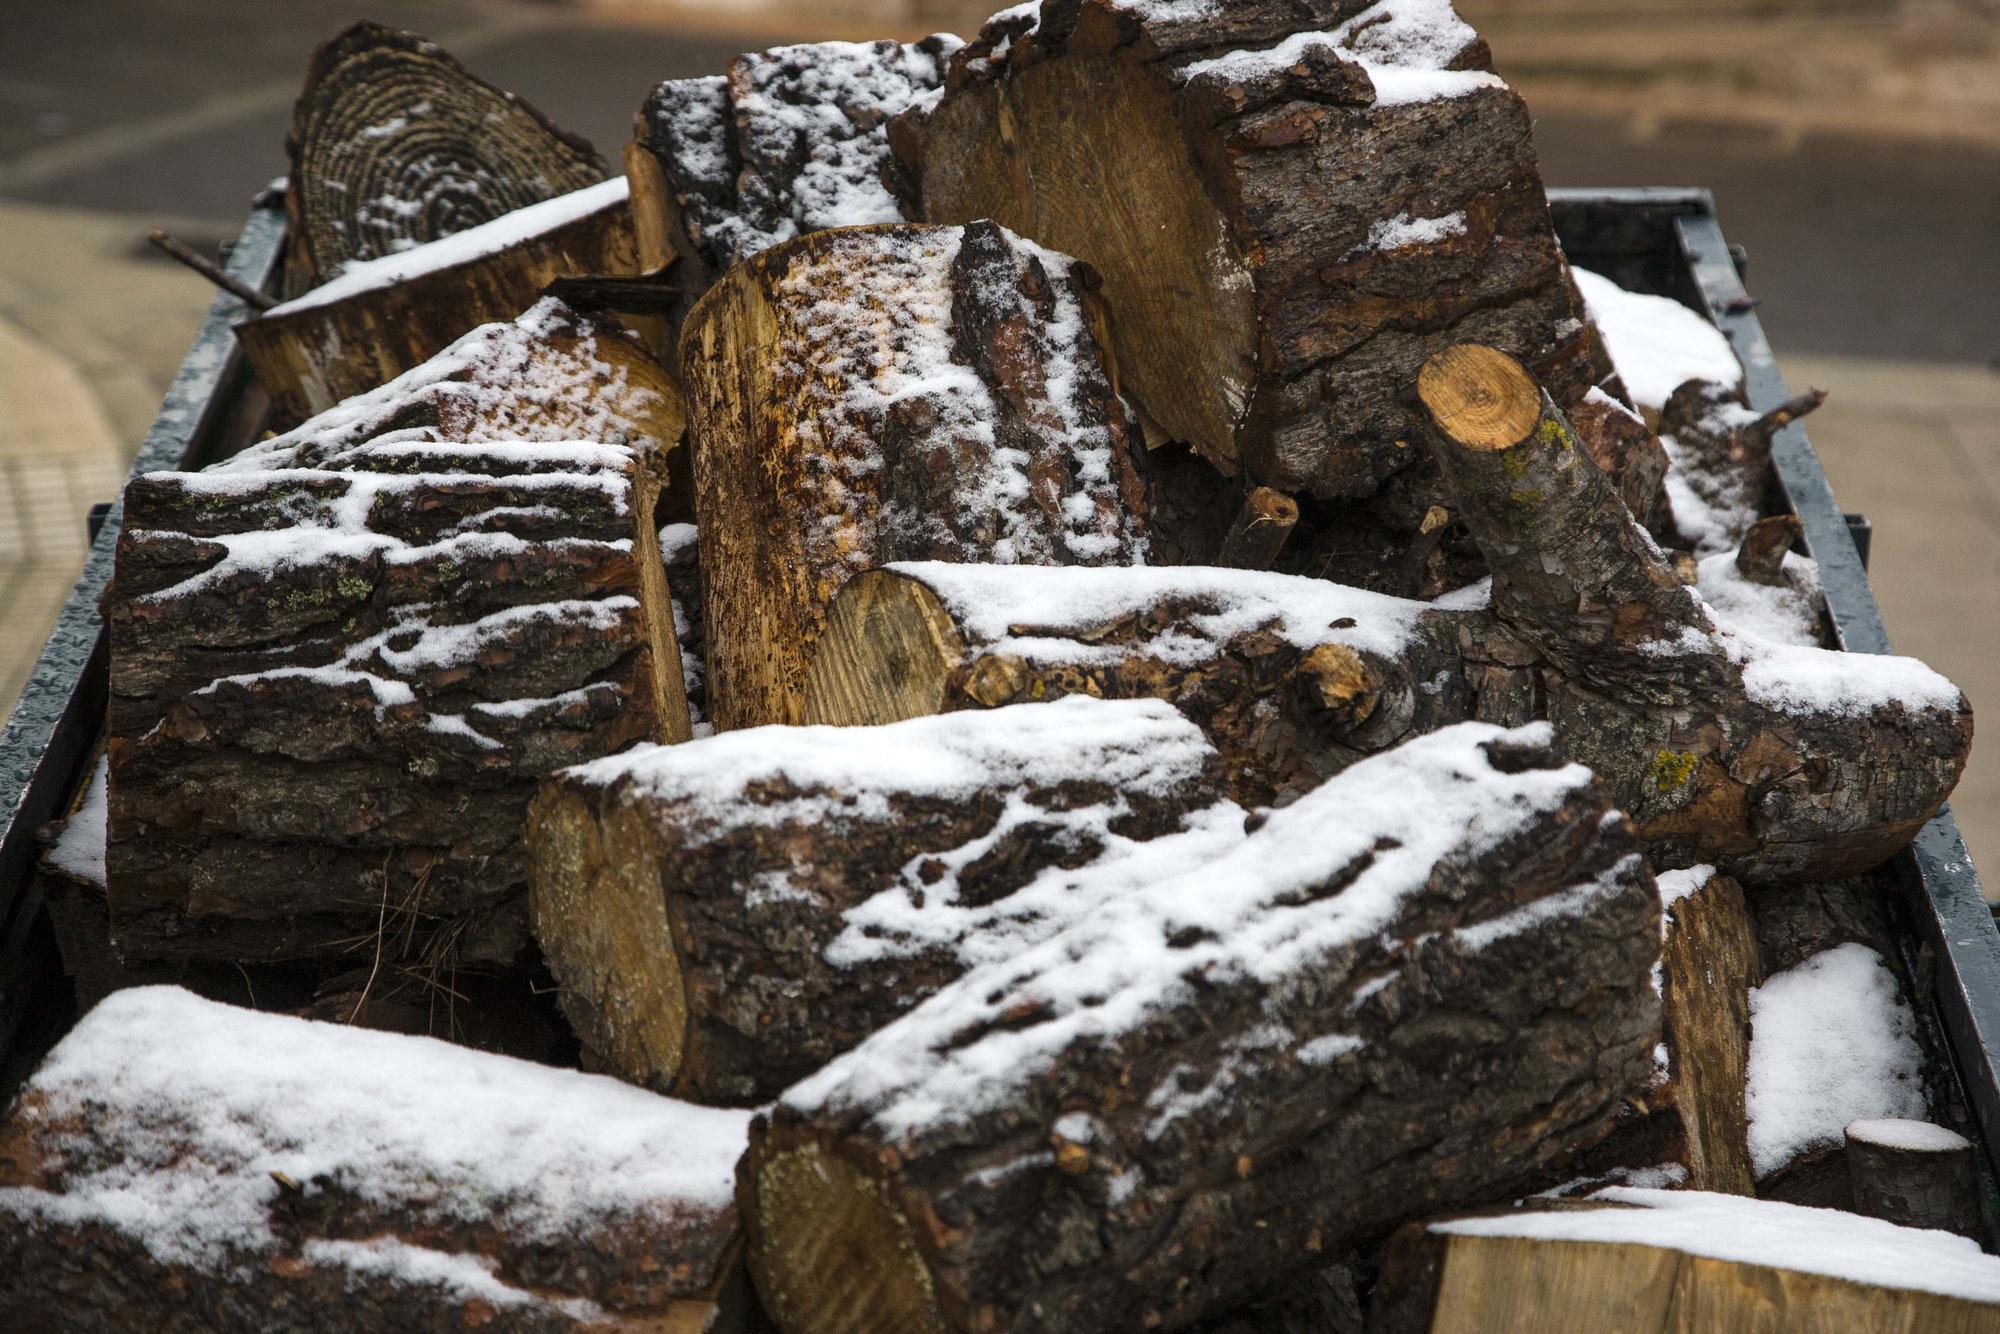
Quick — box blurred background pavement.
[1,0,1995,875]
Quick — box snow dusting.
[1182,0,1503,107]
[1439,1187,2000,1305]
[1746,943,1926,1178]
[1845,1118,1970,1153]
[1574,267,1743,412]
[1696,549,1822,646]
[266,178,627,316]
[0,987,752,1271]
[1726,628,1963,719]
[46,754,108,888]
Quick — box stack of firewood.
[4,5,1991,1331]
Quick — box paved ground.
[1,0,1995,877]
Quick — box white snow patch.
[1574,267,1742,411]
[1438,1187,2000,1305]
[1844,1118,1970,1153]
[1696,549,1822,647]
[1725,628,1962,719]
[1745,943,1926,1178]
[1182,0,1502,107]
[47,755,108,888]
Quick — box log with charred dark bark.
[889,0,1609,523]
[240,181,639,424]
[526,697,1231,1104]
[738,723,1659,1333]
[107,304,692,970]
[0,987,757,1332]
[282,21,606,295]
[802,346,1969,880]
[679,221,1149,729]
[628,36,958,343]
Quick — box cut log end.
[801,569,963,728]
[1415,345,1543,453]
[746,1132,946,1334]
[525,788,687,1089]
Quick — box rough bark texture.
[0,992,754,1333]
[1845,1120,1983,1239]
[629,37,958,344]
[240,189,638,424]
[679,221,1149,729]
[1371,1199,2000,1334]
[739,725,1659,1333]
[526,698,1227,1104]
[1658,871,1761,1195]
[891,0,1605,507]
[804,349,1972,882]
[801,563,1468,808]
[282,21,606,294]
[1569,385,1674,537]
[107,306,691,969]
[1658,378,1826,552]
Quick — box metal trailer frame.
[0,190,1992,1177]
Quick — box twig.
[147,230,277,312]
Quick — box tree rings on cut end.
[747,1133,947,1334]
[801,571,964,727]
[525,789,687,1088]
[1417,345,1543,452]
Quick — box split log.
[527,697,1232,1104]
[1370,1187,2000,1334]
[1845,1119,1983,1238]
[680,221,1149,729]
[889,0,1605,506]
[1658,377,1826,552]
[739,723,1660,1333]
[629,36,958,340]
[239,179,638,423]
[282,21,606,293]
[1656,867,1761,1195]
[800,562,1468,807]
[804,348,1970,876]
[0,986,757,1332]
[1213,486,1300,570]
[223,297,687,483]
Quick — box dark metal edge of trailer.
[0,190,1993,1169]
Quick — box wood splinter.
[148,231,276,311]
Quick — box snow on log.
[629,36,959,339]
[1844,1118,1982,1239]
[0,987,756,1332]
[240,179,640,423]
[107,304,693,969]
[1373,1187,2000,1333]
[281,22,606,294]
[801,562,1467,806]
[679,221,1149,729]
[891,0,1606,508]
[527,697,1235,1103]
[739,722,1660,1333]
[1417,343,1970,880]
[1658,376,1825,555]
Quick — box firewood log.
[107,306,692,969]
[889,0,1605,508]
[1370,1188,2000,1334]
[802,346,1969,880]
[679,221,1149,729]
[526,697,1233,1104]
[1569,385,1674,535]
[282,21,605,294]
[1656,867,1761,1195]
[628,37,959,341]
[0,987,757,1332]
[1658,376,1825,553]
[738,722,1660,1333]
[1845,1119,1982,1238]
[801,562,1468,807]
[239,180,639,423]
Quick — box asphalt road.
[3,0,1998,367]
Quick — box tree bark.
[1845,1119,1983,1238]
[1658,378,1826,553]
[0,990,754,1333]
[628,37,957,344]
[679,221,1149,730]
[1658,870,1761,1195]
[800,345,1970,881]
[890,0,1604,506]
[239,185,639,424]
[1213,486,1300,570]
[108,308,693,969]
[282,21,606,294]
[738,723,1659,1333]
[526,697,1228,1104]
